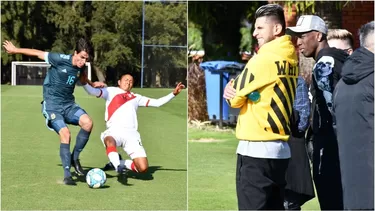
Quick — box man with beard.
[224,4,298,210]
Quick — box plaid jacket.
[293,76,310,132]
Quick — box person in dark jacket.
[284,74,315,210]
[333,21,374,210]
[286,15,349,210]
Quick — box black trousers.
[284,190,306,210]
[312,130,343,210]
[236,154,289,210]
[284,136,315,210]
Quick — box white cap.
[286,15,328,35]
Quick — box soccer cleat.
[102,154,123,171]
[117,165,126,174]
[102,162,115,171]
[71,157,85,176]
[63,176,77,186]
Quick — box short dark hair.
[119,73,133,81]
[255,4,286,32]
[75,37,94,60]
[359,21,374,48]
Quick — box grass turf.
[188,127,320,210]
[1,85,187,210]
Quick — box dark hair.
[75,37,94,60]
[119,73,133,81]
[359,21,374,48]
[255,4,286,32]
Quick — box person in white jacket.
[83,73,185,174]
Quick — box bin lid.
[200,61,245,73]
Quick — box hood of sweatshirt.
[258,35,298,67]
[341,47,374,84]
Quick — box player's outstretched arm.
[144,82,185,107]
[82,83,108,99]
[3,40,45,60]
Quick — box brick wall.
[342,1,374,49]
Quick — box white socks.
[107,152,121,170]
[125,159,138,172]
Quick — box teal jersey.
[43,52,83,104]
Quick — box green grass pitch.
[1,85,187,210]
[188,128,320,210]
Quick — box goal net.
[11,61,92,86]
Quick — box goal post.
[11,61,91,86]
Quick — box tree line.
[1,1,187,87]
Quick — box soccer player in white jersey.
[83,74,185,173]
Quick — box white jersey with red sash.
[98,87,150,130]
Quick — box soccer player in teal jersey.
[3,38,104,185]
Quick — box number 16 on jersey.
[66,75,76,85]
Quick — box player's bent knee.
[134,158,148,173]
[137,165,148,173]
[79,114,93,131]
[59,127,71,144]
[104,136,116,147]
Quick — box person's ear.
[317,32,323,42]
[347,48,353,55]
[274,23,283,36]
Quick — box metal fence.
[140,0,187,88]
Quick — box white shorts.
[100,129,146,159]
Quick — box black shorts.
[236,154,289,210]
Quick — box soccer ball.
[86,168,106,188]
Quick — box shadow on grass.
[57,164,111,183]
[126,165,187,181]
[57,164,186,187]
[87,185,111,189]
[113,165,187,186]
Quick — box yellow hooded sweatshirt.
[228,35,298,141]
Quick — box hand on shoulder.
[92,81,107,88]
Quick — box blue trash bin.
[200,61,244,121]
[204,69,229,120]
